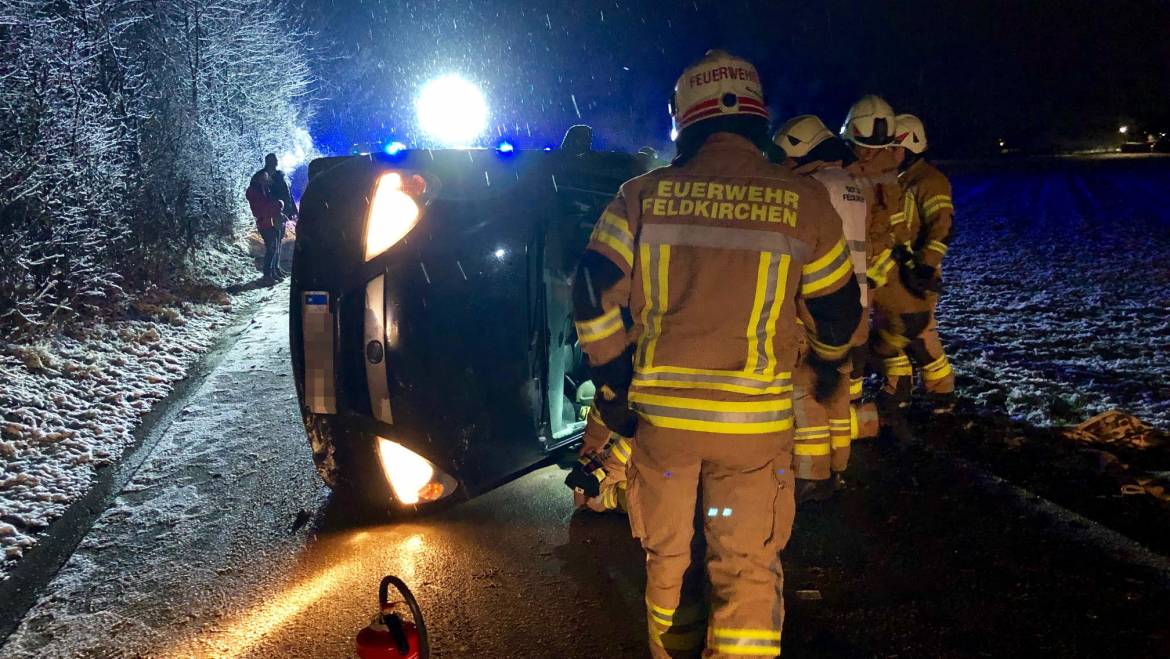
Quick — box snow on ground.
[941,155,1170,429]
[0,240,276,575]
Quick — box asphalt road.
[3,289,1169,658]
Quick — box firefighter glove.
[808,352,845,405]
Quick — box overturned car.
[289,145,658,509]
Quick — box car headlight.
[375,437,456,504]
[364,172,427,261]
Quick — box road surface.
[3,290,1170,658]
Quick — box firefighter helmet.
[894,113,928,154]
[669,50,769,140]
[773,115,834,158]
[841,94,896,148]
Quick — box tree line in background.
[0,0,313,337]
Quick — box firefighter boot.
[877,390,915,446]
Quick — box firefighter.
[574,408,635,513]
[889,113,955,411]
[841,94,917,442]
[773,115,873,498]
[572,50,861,658]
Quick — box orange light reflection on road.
[165,527,429,658]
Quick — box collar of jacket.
[696,132,766,156]
[793,159,844,176]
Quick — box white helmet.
[894,113,928,154]
[774,115,834,158]
[669,50,769,140]
[840,94,896,148]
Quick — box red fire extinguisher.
[356,575,429,659]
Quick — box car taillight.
[375,437,456,505]
[364,172,428,261]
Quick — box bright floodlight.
[416,75,488,146]
[1119,125,1129,134]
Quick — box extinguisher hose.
[380,575,430,659]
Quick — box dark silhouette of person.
[257,153,296,276]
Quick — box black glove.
[807,352,845,404]
[901,262,939,298]
[594,387,638,437]
[588,346,638,437]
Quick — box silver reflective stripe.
[633,402,792,425]
[847,239,866,253]
[801,245,850,289]
[634,370,791,391]
[636,244,665,369]
[594,220,634,256]
[752,253,781,374]
[641,223,812,262]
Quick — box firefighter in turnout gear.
[573,408,636,513]
[572,50,862,658]
[842,94,917,442]
[887,113,956,411]
[773,115,870,498]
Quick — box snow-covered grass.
[941,156,1170,430]
[0,241,269,575]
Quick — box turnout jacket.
[795,160,870,309]
[847,149,911,287]
[899,158,954,270]
[572,134,861,435]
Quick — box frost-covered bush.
[0,0,314,337]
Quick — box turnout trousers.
[628,422,795,658]
[792,335,852,479]
[871,271,954,404]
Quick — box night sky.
[295,0,1170,157]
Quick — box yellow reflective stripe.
[923,195,953,217]
[922,355,953,381]
[831,435,851,449]
[710,645,783,656]
[601,487,617,510]
[633,376,793,396]
[611,437,632,464]
[801,239,851,295]
[713,628,782,641]
[882,353,913,376]
[926,240,949,256]
[575,306,623,344]
[745,252,772,373]
[867,248,895,286]
[636,243,670,369]
[762,254,790,375]
[889,210,906,225]
[794,442,831,456]
[639,364,789,382]
[807,334,850,361]
[877,329,911,350]
[849,405,859,439]
[636,412,793,434]
[849,378,864,396]
[646,599,705,626]
[591,211,634,267]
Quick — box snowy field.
[941,154,1170,430]
[0,244,269,574]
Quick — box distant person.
[258,153,296,276]
[888,113,955,413]
[559,124,593,154]
[245,171,283,282]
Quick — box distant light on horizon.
[384,141,407,155]
[497,139,515,153]
[416,75,488,147]
[1119,125,1129,134]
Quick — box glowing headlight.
[375,438,454,505]
[364,172,421,261]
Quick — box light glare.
[416,75,488,146]
[376,438,436,505]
